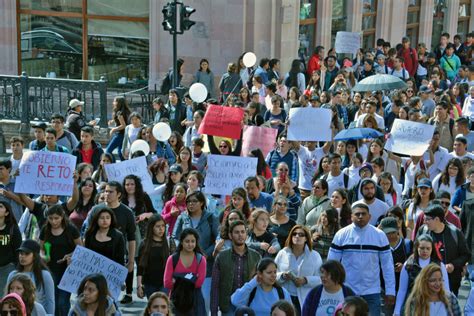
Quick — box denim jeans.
[52,271,71,316]
[201,277,211,314]
[106,132,124,160]
[361,293,381,316]
[468,264,474,288]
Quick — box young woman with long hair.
[275,225,322,313]
[106,96,131,161]
[247,209,280,257]
[143,291,173,316]
[0,293,26,316]
[213,210,246,257]
[239,87,251,105]
[121,175,155,238]
[432,158,465,196]
[394,234,450,315]
[161,183,188,237]
[149,158,169,186]
[407,179,435,236]
[404,263,461,316]
[0,201,21,294]
[194,59,215,100]
[311,207,340,261]
[84,208,125,266]
[91,153,115,185]
[39,205,81,315]
[8,240,55,314]
[249,148,272,179]
[297,178,330,227]
[158,164,183,206]
[246,102,264,127]
[330,189,352,228]
[378,172,400,208]
[164,228,207,316]
[69,273,120,316]
[231,258,291,315]
[7,273,46,316]
[220,187,251,224]
[137,215,176,299]
[176,147,196,179]
[76,163,93,183]
[168,131,184,159]
[69,177,97,230]
[269,197,297,249]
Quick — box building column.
[0,0,19,75]
[347,0,363,33]
[148,0,162,89]
[445,0,460,38]
[375,0,391,41]
[316,0,333,50]
[419,0,435,49]
[470,1,474,32]
[389,0,409,43]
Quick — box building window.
[299,0,317,62]
[458,0,471,39]
[17,0,149,84]
[331,0,348,47]
[432,0,448,50]
[362,0,377,49]
[406,0,421,46]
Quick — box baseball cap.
[419,85,432,94]
[310,95,320,102]
[31,121,47,130]
[417,178,432,188]
[168,164,183,174]
[68,98,84,109]
[427,52,436,59]
[359,163,374,176]
[17,239,40,254]
[379,217,399,234]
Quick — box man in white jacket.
[327,203,396,316]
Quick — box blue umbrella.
[352,74,407,92]
[334,128,384,141]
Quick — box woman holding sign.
[39,205,82,316]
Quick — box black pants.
[126,271,133,294]
[291,295,301,316]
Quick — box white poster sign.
[204,155,257,196]
[287,108,332,141]
[335,31,361,55]
[105,156,154,193]
[58,246,128,300]
[384,119,435,156]
[14,151,76,196]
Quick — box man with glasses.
[50,113,78,152]
[417,204,470,295]
[328,203,395,315]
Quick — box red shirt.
[79,148,93,164]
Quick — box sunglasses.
[219,145,228,149]
[440,201,450,207]
[292,232,306,237]
[1,311,18,316]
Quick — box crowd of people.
[1,32,474,316]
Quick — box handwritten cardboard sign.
[241,125,277,158]
[14,151,77,196]
[287,107,332,141]
[384,119,435,156]
[105,156,154,193]
[58,246,127,300]
[204,155,257,195]
[335,31,361,55]
[198,104,244,139]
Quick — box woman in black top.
[84,207,125,266]
[137,214,176,299]
[0,201,21,294]
[39,204,82,316]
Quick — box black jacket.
[167,102,187,135]
[72,140,104,170]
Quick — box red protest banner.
[198,104,244,139]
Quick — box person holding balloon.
[121,112,144,159]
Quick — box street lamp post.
[162,1,196,89]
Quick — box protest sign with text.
[287,107,332,141]
[384,119,435,156]
[198,104,244,139]
[335,31,361,55]
[241,125,277,158]
[105,156,154,193]
[14,151,76,196]
[204,155,257,196]
[58,246,127,300]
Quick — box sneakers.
[120,294,133,305]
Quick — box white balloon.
[152,122,172,142]
[130,139,150,156]
[242,52,257,67]
[189,83,208,103]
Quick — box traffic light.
[180,5,196,32]
[162,2,176,33]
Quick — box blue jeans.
[201,277,211,314]
[106,132,124,160]
[468,264,474,288]
[361,293,381,316]
[52,271,71,316]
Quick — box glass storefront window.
[20,0,82,13]
[432,0,447,50]
[88,20,149,86]
[299,0,317,63]
[331,0,348,46]
[20,14,82,78]
[362,0,377,30]
[458,0,471,39]
[88,0,149,17]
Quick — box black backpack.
[247,285,284,306]
[160,71,172,94]
[170,252,203,313]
